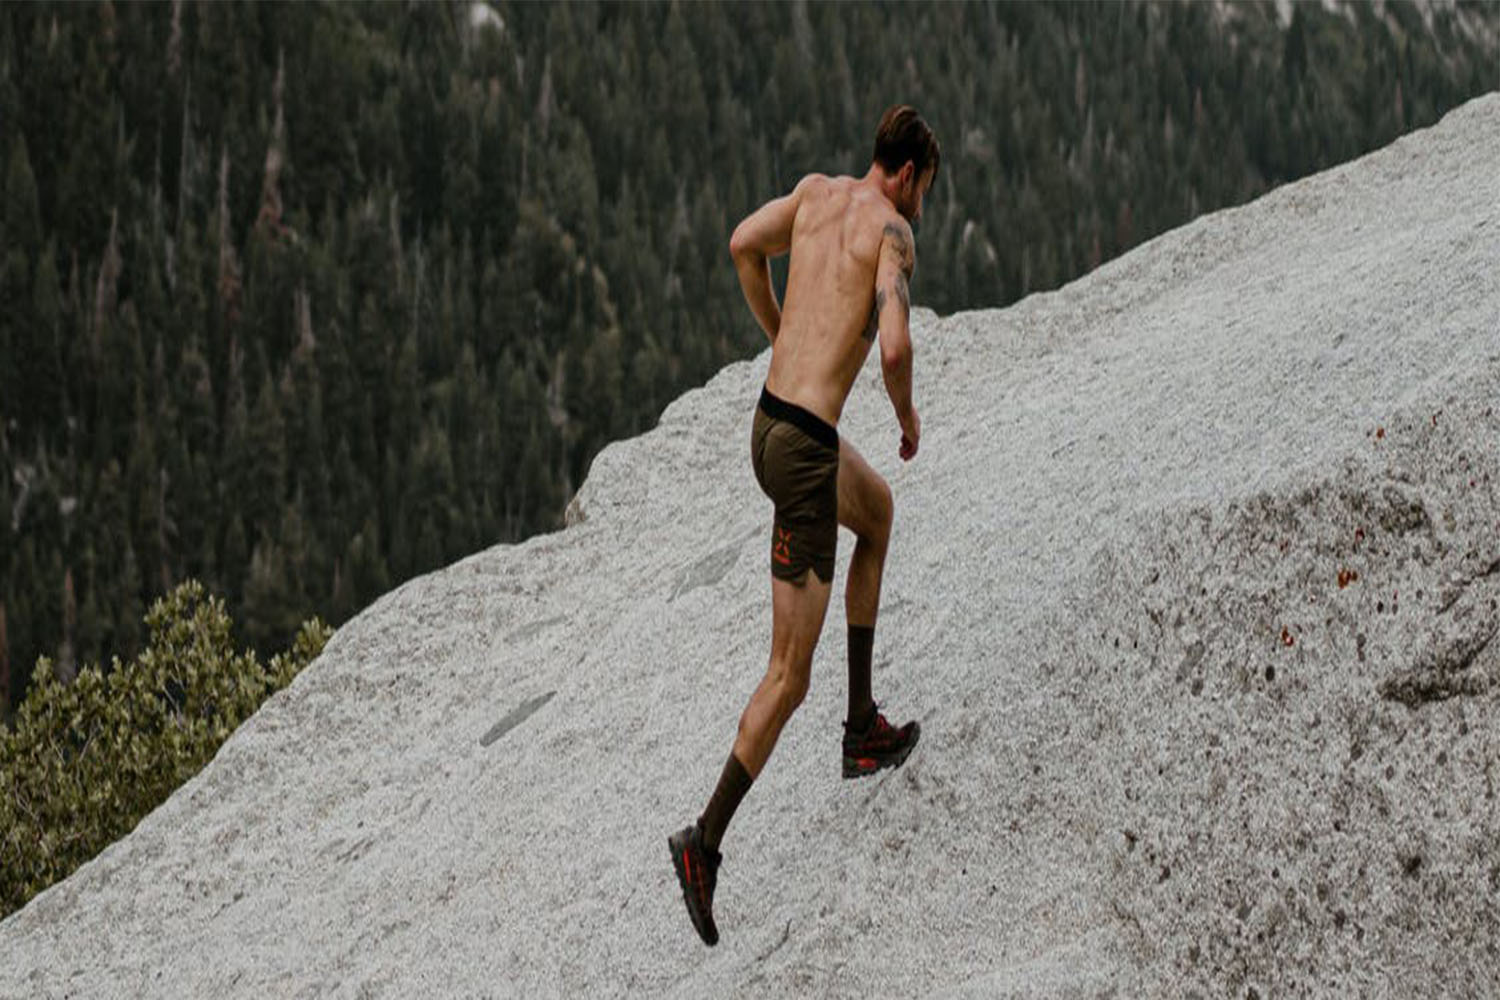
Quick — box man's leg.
[700,569,833,847]
[700,570,831,850]
[834,439,918,778]
[670,568,833,947]
[731,569,833,778]
[836,440,893,728]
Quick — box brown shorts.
[751,386,839,584]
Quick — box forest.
[2,1,1497,719]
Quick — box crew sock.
[848,624,876,731]
[698,753,752,852]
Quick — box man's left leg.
[836,439,920,779]
[837,439,893,729]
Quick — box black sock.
[698,753,752,852]
[848,624,876,729]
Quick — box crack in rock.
[479,691,557,747]
[670,541,743,601]
[507,615,568,643]
[1379,620,1499,707]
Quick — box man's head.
[873,105,940,224]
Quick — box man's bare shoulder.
[793,172,835,196]
[840,183,910,257]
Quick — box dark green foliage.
[0,580,331,918]
[0,1,1496,721]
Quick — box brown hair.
[873,105,941,184]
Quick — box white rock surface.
[3,94,1498,999]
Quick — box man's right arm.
[729,175,817,344]
[875,218,920,460]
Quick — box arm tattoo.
[868,222,913,342]
[864,289,886,342]
[882,221,915,278]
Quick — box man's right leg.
[702,568,833,853]
[670,568,832,946]
[731,569,834,776]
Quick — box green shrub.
[0,580,332,919]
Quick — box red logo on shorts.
[773,527,793,566]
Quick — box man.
[669,105,940,947]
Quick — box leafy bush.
[0,580,331,919]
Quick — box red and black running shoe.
[842,706,920,779]
[668,822,721,946]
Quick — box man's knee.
[768,659,811,716]
[780,670,810,715]
[865,481,894,545]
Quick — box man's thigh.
[836,439,893,540]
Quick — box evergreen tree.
[0,595,10,720]
[244,373,286,542]
[3,132,41,252]
[124,381,165,601]
[28,241,68,440]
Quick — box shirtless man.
[669,106,940,946]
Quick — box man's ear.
[899,161,915,191]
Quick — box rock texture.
[3,94,1498,999]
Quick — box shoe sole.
[667,829,719,946]
[841,722,921,779]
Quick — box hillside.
[1,93,1497,998]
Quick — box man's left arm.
[728,175,818,344]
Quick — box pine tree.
[28,240,68,441]
[74,542,106,671]
[115,540,143,659]
[476,83,520,259]
[379,439,405,579]
[243,372,286,547]
[56,36,120,254]
[124,380,165,602]
[4,132,42,253]
[345,514,389,613]
[4,584,29,717]
[242,531,289,655]
[0,596,10,720]
[389,330,421,461]
[219,512,248,605]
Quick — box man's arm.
[729,175,818,344]
[875,217,920,460]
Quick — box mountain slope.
[2,93,1498,999]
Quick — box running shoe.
[668,822,721,946]
[842,706,920,779]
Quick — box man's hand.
[899,407,921,461]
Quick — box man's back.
[766,174,902,427]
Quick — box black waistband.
[758,386,838,450]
